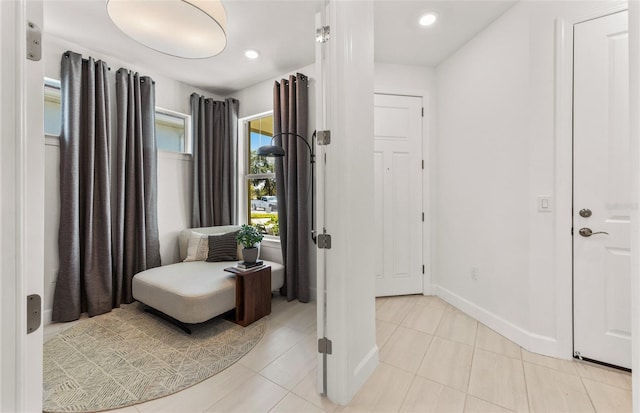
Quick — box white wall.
[374,62,434,94]
[43,35,219,113]
[435,0,626,358]
[43,34,221,323]
[231,63,315,119]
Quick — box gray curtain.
[274,73,311,302]
[113,69,161,305]
[191,94,239,227]
[53,52,113,321]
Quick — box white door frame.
[1,0,44,411]
[555,0,633,396]
[627,3,640,410]
[374,88,433,296]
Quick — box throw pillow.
[183,232,209,262]
[206,231,239,262]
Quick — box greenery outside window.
[245,113,278,236]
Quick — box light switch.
[538,196,552,212]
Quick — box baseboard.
[435,285,563,358]
[344,345,379,405]
[352,345,378,385]
[43,308,53,326]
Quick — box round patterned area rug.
[43,303,266,412]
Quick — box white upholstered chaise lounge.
[132,225,284,332]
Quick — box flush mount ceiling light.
[244,49,260,59]
[106,0,227,59]
[419,13,438,27]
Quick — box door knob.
[578,227,609,237]
[579,209,592,218]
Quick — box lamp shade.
[257,145,286,157]
[106,0,227,59]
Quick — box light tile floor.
[44,294,632,413]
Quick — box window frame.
[155,106,192,155]
[238,110,279,241]
[44,77,61,138]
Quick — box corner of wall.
[436,285,566,358]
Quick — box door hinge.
[27,294,41,334]
[422,212,425,222]
[422,160,424,170]
[318,337,333,354]
[316,26,330,43]
[26,21,42,61]
[422,265,425,274]
[571,227,574,236]
[318,233,332,249]
[317,130,331,146]
[421,107,424,117]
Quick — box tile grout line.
[576,370,601,413]
[574,361,633,391]
[521,347,533,413]
[462,323,523,412]
[395,306,442,411]
[463,319,480,394]
[397,371,418,413]
[386,297,435,413]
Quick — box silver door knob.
[579,227,609,237]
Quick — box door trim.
[374,88,432,296]
[1,0,44,410]
[555,1,630,363]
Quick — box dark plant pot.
[243,247,259,264]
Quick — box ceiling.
[44,0,517,96]
[374,1,517,67]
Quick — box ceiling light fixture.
[106,0,227,59]
[419,13,438,27]
[244,49,260,59]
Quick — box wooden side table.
[224,265,272,327]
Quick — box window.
[42,77,191,154]
[156,108,190,153]
[44,78,61,136]
[244,113,278,236]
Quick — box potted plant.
[236,224,264,263]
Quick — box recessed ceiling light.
[107,0,227,59]
[419,13,438,27]
[244,49,260,59]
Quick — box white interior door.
[374,94,423,297]
[573,10,631,369]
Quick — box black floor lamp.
[257,131,317,243]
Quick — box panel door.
[374,94,423,297]
[573,10,631,369]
